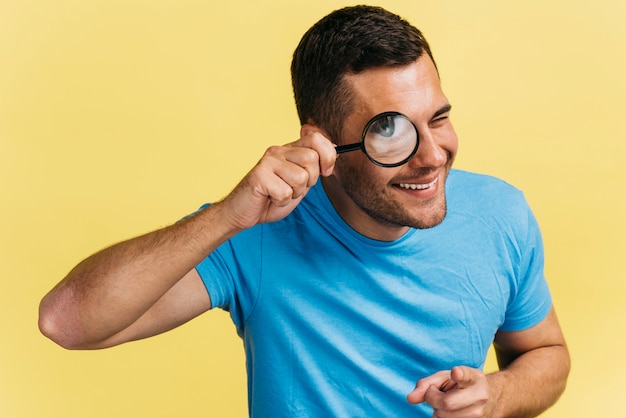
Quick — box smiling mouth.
[397,177,438,190]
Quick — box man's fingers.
[260,145,317,196]
[451,365,476,389]
[419,366,489,415]
[406,380,429,404]
[296,128,337,177]
[407,370,451,404]
[227,134,335,227]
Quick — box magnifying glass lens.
[362,113,419,166]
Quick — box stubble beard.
[336,162,451,231]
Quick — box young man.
[39,6,569,417]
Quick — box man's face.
[323,55,458,241]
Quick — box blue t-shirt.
[195,169,552,417]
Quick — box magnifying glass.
[335,111,419,168]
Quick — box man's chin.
[412,213,446,230]
[407,204,447,230]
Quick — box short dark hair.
[291,5,436,142]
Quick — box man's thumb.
[451,366,475,389]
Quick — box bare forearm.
[489,344,570,418]
[38,202,236,349]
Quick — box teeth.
[398,177,438,190]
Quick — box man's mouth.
[397,177,438,190]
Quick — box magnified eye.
[371,115,396,137]
[337,111,418,167]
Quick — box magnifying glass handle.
[335,143,362,154]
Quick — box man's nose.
[407,129,447,169]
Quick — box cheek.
[444,125,460,159]
[335,156,396,188]
[334,158,362,188]
[335,153,365,178]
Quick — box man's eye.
[431,115,449,125]
[372,116,396,137]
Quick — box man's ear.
[300,124,330,141]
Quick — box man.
[39,5,570,417]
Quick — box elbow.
[38,309,76,350]
[38,295,87,350]
[557,343,572,395]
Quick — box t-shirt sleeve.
[500,203,553,332]
[194,223,263,333]
[195,242,236,311]
[180,204,239,315]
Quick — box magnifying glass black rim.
[335,111,420,168]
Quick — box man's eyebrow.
[432,104,452,119]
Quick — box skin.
[39,54,569,417]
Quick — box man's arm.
[407,306,570,417]
[488,306,570,417]
[39,130,337,350]
[38,206,230,350]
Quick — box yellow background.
[1,0,624,416]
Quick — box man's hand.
[219,129,337,231]
[407,311,569,417]
[407,366,496,417]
